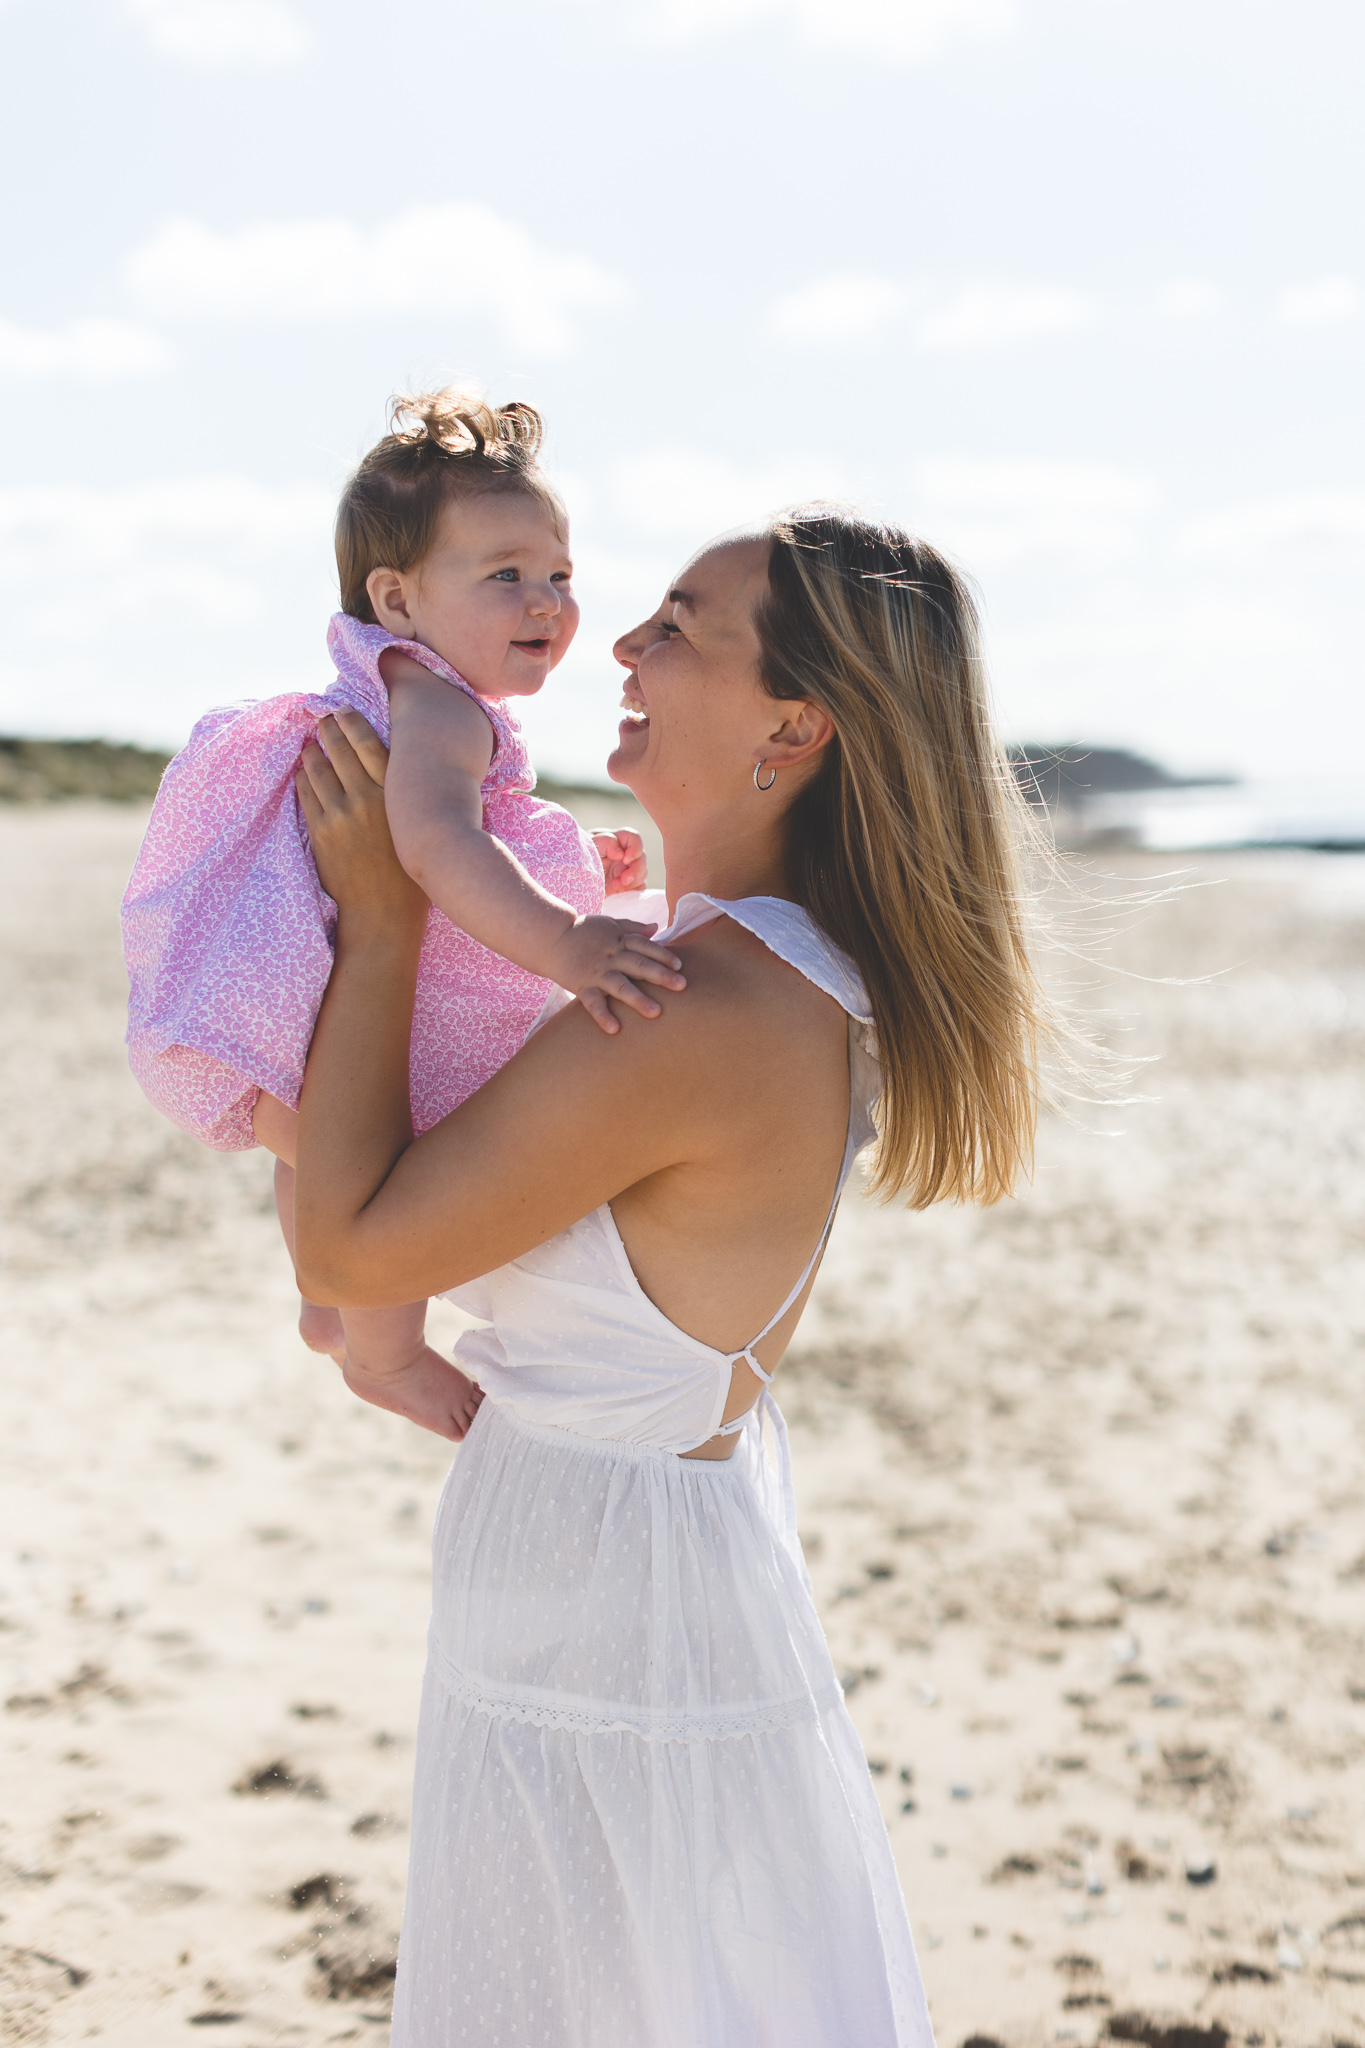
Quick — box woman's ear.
[366,567,414,635]
[764,700,836,770]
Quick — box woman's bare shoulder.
[671,911,844,1024]
[524,909,845,1120]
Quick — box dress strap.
[717,1391,802,1563]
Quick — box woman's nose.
[612,620,650,666]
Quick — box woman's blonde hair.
[335,388,565,621]
[757,506,1049,1209]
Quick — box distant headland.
[3,736,1358,852]
[1007,743,1236,806]
[0,736,620,810]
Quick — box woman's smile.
[618,684,650,733]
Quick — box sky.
[1,0,1361,783]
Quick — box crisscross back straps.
[713,1174,845,1440]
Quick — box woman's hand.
[295,711,427,935]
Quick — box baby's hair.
[336,387,566,622]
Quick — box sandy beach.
[2,799,1364,2048]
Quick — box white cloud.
[0,315,173,380]
[122,0,308,64]
[126,204,627,355]
[1178,491,1365,566]
[768,274,908,344]
[1154,277,1222,321]
[616,0,1017,63]
[0,478,334,636]
[921,457,1154,517]
[915,282,1099,349]
[610,448,860,542]
[1276,274,1362,326]
[916,455,1157,567]
[0,477,338,744]
[988,581,1349,776]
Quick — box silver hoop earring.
[754,760,777,792]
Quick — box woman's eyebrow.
[668,587,694,608]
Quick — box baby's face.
[396,493,579,699]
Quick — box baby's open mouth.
[513,638,550,655]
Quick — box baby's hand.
[550,915,685,1034]
[592,828,648,894]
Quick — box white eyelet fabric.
[396,897,934,2048]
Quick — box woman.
[292,508,1044,2047]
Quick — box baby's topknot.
[387,389,544,466]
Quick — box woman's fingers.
[332,709,390,786]
[297,736,347,812]
[295,725,424,923]
[316,714,384,799]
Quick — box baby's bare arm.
[385,660,580,959]
[379,674,684,1029]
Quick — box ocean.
[1078,776,1365,852]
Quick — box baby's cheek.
[555,594,582,656]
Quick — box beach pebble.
[1184,1854,1217,1885]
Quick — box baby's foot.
[448,1368,484,1438]
[298,1298,346,1362]
[342,1346,485,1442]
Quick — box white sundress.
[391,894,935,2048]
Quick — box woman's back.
[445,894,880,1458]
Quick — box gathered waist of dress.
[472,1396,742,1470]
[453,1322,731,1456]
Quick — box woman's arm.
[292,715,745,1310]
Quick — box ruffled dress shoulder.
[122,613,604,1150]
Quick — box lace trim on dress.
[430,1643,844,1743]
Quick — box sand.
[2,800,1364,2048]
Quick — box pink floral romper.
[122,612,604,1151]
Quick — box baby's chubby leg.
[274,1160,481,1439]
[271,1156,346,1361]
[256,1095,480,1440]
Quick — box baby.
[124,389,681,1432]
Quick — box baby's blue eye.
[493,568,519,582]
